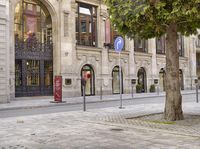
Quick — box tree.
[105,0,200,121]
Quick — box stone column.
[128,39,135,77]
[128,38,136,93]
[0,0,9,103]
[188,36,197,89]
[100,10,110,94]
[149,38,158,85]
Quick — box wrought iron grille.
[15,0,53,97]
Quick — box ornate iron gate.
[15,0,53,97]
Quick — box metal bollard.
[196,85,199,103]
[132,85,134,99]
[100,86,102,100]
[157,86,159,96]
[81,78,86,111]
[83,86,86,111]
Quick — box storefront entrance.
[137,67,147,92]
[81,65,95,96]
[179,69,184,90]
[112,66,123,94]
[14,0,53,97]
[159,68,165,91]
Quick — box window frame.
[134,37,148,53]
[178,34,184,57]
[156,36,166,54]
[76,2,97,47]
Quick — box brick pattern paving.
[1,103,200,148]
[96,110,200,137]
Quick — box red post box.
[54,76,62,102]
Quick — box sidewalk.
[0,90,196,111]
[0,102,200,148]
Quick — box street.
[0,93,197,118]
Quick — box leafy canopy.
[105,0,200,39]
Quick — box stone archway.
[81,64,95,96]
[137,67,147,92]
[159,68,165,91]
[112,66,123,94]
[13,0,57,97]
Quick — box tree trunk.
[164,23,184,121]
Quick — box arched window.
[159,68,165,91]
[14,0,53,97]
[112,66,123,94]
[137,67,147,92]
[81,65,95,96]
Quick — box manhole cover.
[110,128,124,131]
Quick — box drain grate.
[110,128,124,131]
[1,145,29,149]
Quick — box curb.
[0,91,196,111]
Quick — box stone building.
[0,0,198,103]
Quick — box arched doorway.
[14,0,53,97]
[159,68,165,91]
[179,69,184,90]
[81,65,95,96]
[137,67,147,92]
[112,66,123,94]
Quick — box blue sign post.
[114,37,124,53]
[114,37,124,109]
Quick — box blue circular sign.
[114,36,124,53]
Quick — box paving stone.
[1,103,200,148]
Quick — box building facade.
[0,0,198,103]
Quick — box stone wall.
[0,0,197,102]
[0,0,9,103]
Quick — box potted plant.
[136,84,142,93]
[149,84,156,92]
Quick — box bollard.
[196,85,199,103]
[157,86,159,96]
[132,85,134,99]
[100,86,102,100]
[81,78,86,111]
[83,86,86,111]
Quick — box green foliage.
[147,120,176,125]
[136,84,143,93]
[105,0,200,39]
[149,84,156,92]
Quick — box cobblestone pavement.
[1,103,200,149]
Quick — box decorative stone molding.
[71,1,77,11]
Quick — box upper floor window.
[104,19,125,50]
[156,36,166,54]
[178,34,184,57]
[134,37,148,53]
[76,3,97,47]
[196,35,200,48]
